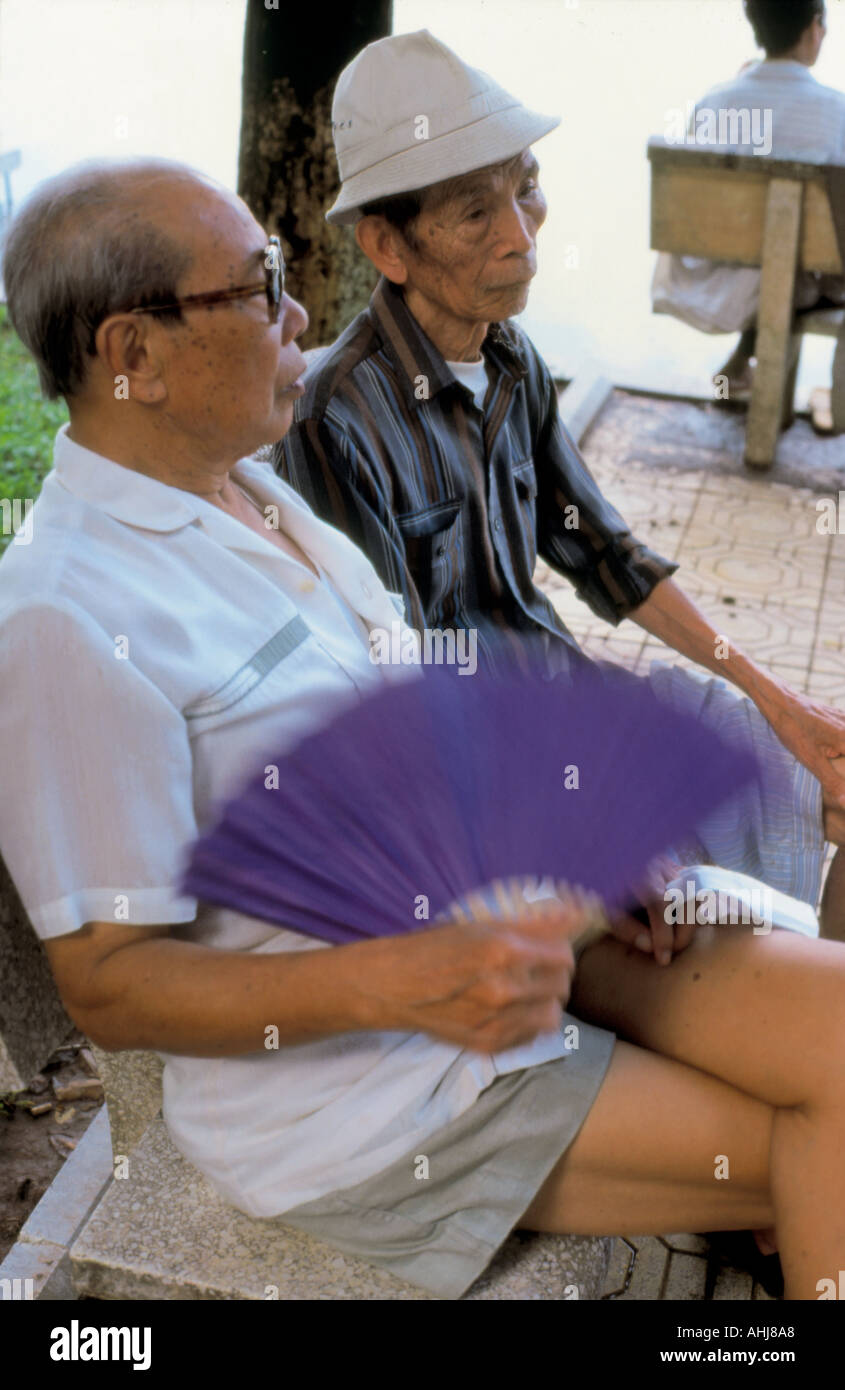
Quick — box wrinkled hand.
[355,893,586,1054]
[755,680,845,812]
[606,853,697,966]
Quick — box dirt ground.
[0,1028,104,1262]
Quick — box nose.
[495,198,537,256]
[281,293,309,342]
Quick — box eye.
[519,179,540,199]
[465,206,488,224]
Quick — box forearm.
[628,578,845,810]
[628,576,778,703]
[78,933,388,1056]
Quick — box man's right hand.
[346,896,584,1054]
[43,896,584,1058]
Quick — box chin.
[266,399,297,444]
[236,404,295,460]
[507,286,532,317]
[489,287,531,320]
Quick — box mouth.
[491,274,535,296]
[508,270,536,288]
[279,370,306,399]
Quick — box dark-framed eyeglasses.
[127,237,285,325]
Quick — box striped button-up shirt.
[276,276,677,673]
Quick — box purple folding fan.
[180,656,762,943]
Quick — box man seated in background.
[278,29,845,942]
[651,0,845,408]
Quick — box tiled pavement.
[600,1234,775,1302]
[536,392,845,1300]
[537,453,845,700]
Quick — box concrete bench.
[648,138,845,468]
[0,852,611,1300]
[65,1053,608,1300]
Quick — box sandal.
[810,387,834,434]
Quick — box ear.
[354,216,410,286]
[94,313,168,404]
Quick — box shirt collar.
[368,276,527,410]
[53,424,205,532]
[52,423,291,538]
[754,59,816,81]
[49,423,407,628]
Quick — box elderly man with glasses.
[277,30,845,946]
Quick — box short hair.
[743,0,825,56]
[2,159,196,401]
[359,189,424,248]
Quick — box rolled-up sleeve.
[0,599,199,940]
[533,360,679,625]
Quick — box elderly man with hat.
[278,29,845,942]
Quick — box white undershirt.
[447,356,489,411]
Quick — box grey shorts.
[277,1013,616,1299]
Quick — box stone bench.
[1,851,612,1300]
[72,1065,610,1300]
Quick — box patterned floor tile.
[662,1233,711,1255]
[664,1252,709,1300]
[614,1237,670,1300]
[712,1267,755,1300]
[600,1238,636,1299]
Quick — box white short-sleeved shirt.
[651,60,845,333]
[0,426,575,1216]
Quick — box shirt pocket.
[511,458,539,567]
[395,498,463,617]
[182,614,374,816]
[182,614,312,723]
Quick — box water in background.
[2,0,843,403]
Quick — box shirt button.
[361,582,372,598]
[493,518,503,532]
[435,544,446,556]
[298,578,316,593]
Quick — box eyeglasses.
[127,237,285,325]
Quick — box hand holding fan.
[180,655,761,950]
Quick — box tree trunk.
[237,0,392,349]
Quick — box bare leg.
[520,1038,774,1236]
[820,847,845,942]
[520,928,845,1300]
[714,327,757,393]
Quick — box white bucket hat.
[325,30,560,226]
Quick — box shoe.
[810,386,834,434]
[704,1230,784,1298]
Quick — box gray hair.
[2,159,197,401]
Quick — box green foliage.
[0,306,67,554]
